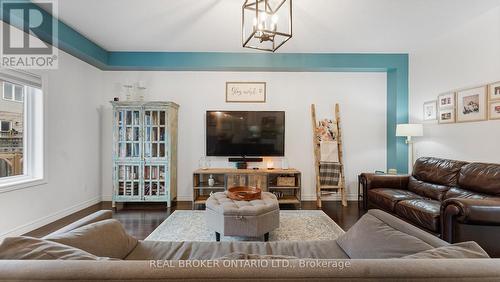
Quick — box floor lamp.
[396,124,423,167]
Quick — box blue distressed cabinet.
[111,101,179,208]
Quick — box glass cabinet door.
[115,163,141,199]
[144,110,168,160]
[143,163,168,200]
[116,109,141,160]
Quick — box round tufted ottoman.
[205,191,280,241]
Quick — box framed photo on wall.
[438,92,455,109]
[489,81,500,101]
[489,101,500,120]
[423,100,437,121]
[438,108,455,124]
[225,82,266,103]
[456,86,487,123]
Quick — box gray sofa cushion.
[1,259,500,281]
[216,252,298,260]
[43,210,113,237]
[0,236,110,260]
[45,219,137,259]
[402,242,490,259]
[125,240,349,260]
[337,212,434,258]
[367,209,448,248]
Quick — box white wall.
[100,72,387,201]
[410,6,500,163]
[2,4,498,237]
[0,50,104,237]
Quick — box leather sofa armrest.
[442,198,500,225]
[361,173,410,190]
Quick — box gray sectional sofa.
[0,209,499,281]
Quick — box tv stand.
[192,168,301,209]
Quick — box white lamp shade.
[396,124,423,137]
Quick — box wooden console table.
[192,168,302,209]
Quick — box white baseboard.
[177,195,192,201]
[101,195,112,201]
[101,195,195,202]
[0,195,101,238]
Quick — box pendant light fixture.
[242,0,292,52]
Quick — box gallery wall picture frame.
[423,100,437,121]
[456,86,487,123]
[488,81,500,102]
[438,92,456,109]
[438,108,456,124]
[489,101,500,120]
[225,82,266,103]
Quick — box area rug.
[145,210,345,242]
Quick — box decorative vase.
[208,175,215,187]
[199,157,210,170]
[136,81,147,101]
[281,157,289,169]
[122,84,134,101]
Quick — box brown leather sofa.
[362,157,500,257]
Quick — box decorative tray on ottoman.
[227,186,262,201]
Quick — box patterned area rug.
[146,210,345,242]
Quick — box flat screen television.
[206,111,285,157]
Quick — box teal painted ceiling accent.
[107,52,406,72]
[0,0,109,68]
[0,0,409,173]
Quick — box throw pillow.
[0,236,111,260]
[336,213,433,259]
[45,219,137,259]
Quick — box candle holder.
[266,160,274,170]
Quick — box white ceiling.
[56,0,500,53]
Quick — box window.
[0,121,12,132]
[3,83,12,100]
[0,70,44,192]
[3,81,24,102]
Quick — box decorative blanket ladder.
[311,104,347,207]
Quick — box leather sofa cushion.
[0,236,111,260]
[458,163,500,196]
[336,212,434,258]
[45,219,138,259]
[412,157,467,186]
[395,199,441,232]
[407,176,450,201]
[443,187,495,201]
[402,241,490,259]
[368,188,423,211]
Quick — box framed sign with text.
[225,82,266,103]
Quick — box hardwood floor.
[24,201,366,240]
